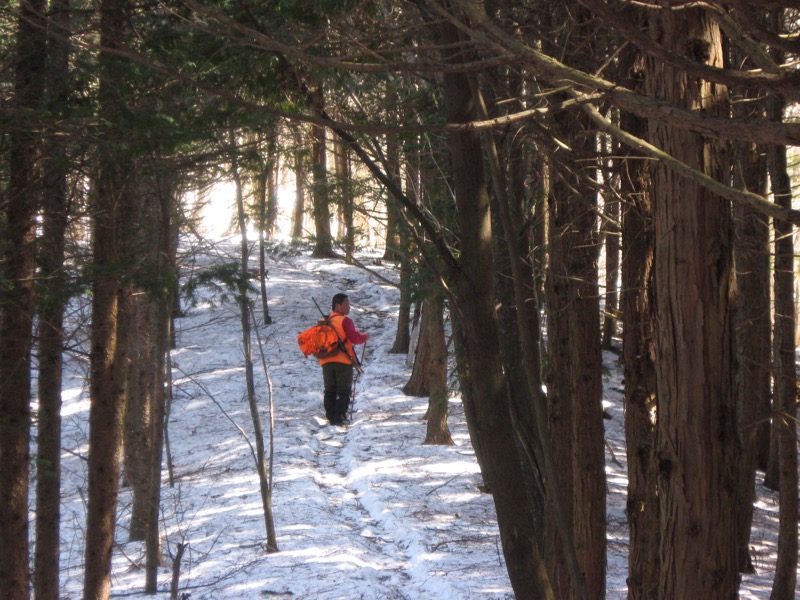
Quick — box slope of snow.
[52,240,789,598]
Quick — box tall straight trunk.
[1,1,47,597]
[618,33,660,600]
[144,171,178,591]
[291,128,305,240]
[438,10,551,597]
[230,133,279,553]
[545,109,605,600]
[403,290,451,446]
[767,94,798,600]
[334,135,354,261]
[34,0,71,596]
[310,88,335,258]
[474,38,551,565]
[404,293,452,446]
[389,156,418,354]
[647,7,740,598]
[83,0,135,596]
[732,127,770,574]
[539,7,605,597]
[124,291,154,542]
[383,93,403,262]
[602,193,620,349]
[256,154,273,324]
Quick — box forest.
[1,1,800,599]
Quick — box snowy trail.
[263,254,508,599]
[53,244,793,599]
[55,246,512,598]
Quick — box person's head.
[332,293,350,314]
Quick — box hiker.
[320,293,369,426]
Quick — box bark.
[333,134,355,261]
[291,127,305,240]
[1,0,47,597]
[124,291,154,542]
[144,172,178,591]
[257,152,273,324]
[647,7,740,598]
[389,256,412,354]
[310,88,335,258]
[541,7,606,596]
[83,0,136,596]
[231,132,279,553]
[404,292,452,447]
[419,295,453,446]
[383,97,403,262]
[767,96,798,600]
[439,11,551,596]
[731,102,770,574]
[403,295,440,398]
[544,110,606,600]
[34,0,72,596]
[602,193,620,350]
[618,29,660,600]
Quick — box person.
[319,293,369,425]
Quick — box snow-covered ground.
[53,239,791,598]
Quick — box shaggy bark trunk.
[732,117,770,575]
[34,0,71,596]
[647,7,740,598]
[439,10,551,596]
[310,88,335,258]
[291,127,305,241]
[0,1,47,596]
[618,32,660,600]
[767,94,798,600]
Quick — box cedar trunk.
[1,0,47,595]
[618,35,660,600]
[545,107,606,600]
[34,0,71,596]
[439,12,551,596]
[647,7,740,597]
[767,94,798,599]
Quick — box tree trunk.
[602,192,620,350]
[257,154,273,325]
[231,132,279,553]
[439,11,551,596]
[618,32,660,600]
[124,291,154,541]
[334,134,355,261]
[389,256,413,354]
[420,295,453,445]
[646,7,740,598]
[144,171,177,592]
[767,94,798,600]
[545,109,605,600]
[1,0,47,597]
[731,108,770,575]
[34,0,72,596]
[83,1,136,597]
[403,292,453,445]
[310,88,335,258]
[291,127,305,241]
[403,292,438,396]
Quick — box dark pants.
[322,362,353,423]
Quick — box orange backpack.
[297,320,342,359]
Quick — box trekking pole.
[350,341,367,420]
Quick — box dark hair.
[332,293,349,311]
